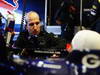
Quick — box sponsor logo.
[82,54,100,68]
[0,0,19,11]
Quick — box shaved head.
[25,11,41,35]
[25,11,40,23]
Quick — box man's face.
[26,16,41,35]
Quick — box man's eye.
[29,23,34,26]
[35,22,40,25]
[29,22,40,26]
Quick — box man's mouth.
[32,31,38,35]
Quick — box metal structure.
[20,0,27,32]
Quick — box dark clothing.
[0,32,8,62]
[55,1,76,42]
[5,21,15,32]
[15,30,66,49]
[14,30,66,57]
[89,0,100,33]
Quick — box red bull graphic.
[0,0,19,11]
[0,0,45,25]
[0,0,21,24]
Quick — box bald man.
[25,11,41,35]
[14,11,66,57]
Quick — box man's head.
[71,30,100,50]
[25,11,41,35]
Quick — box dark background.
[47,0,94,26]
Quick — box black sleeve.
[14,32,28,49]
[45,33,66,49]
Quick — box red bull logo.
[0,0,19,11]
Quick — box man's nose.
[33,25,37,30]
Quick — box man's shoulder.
[39,31,66,49]
[39,31,56,38]
[19,30,29,36]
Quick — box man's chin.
[32,32,39,35]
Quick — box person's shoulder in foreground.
[66,30,100,63]
[67,30,100,75]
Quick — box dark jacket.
[14,30,67,57]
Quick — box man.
[14,11,66,57]
[55,0,78,43]
[5,11,15,47]
[90,0,100,33]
